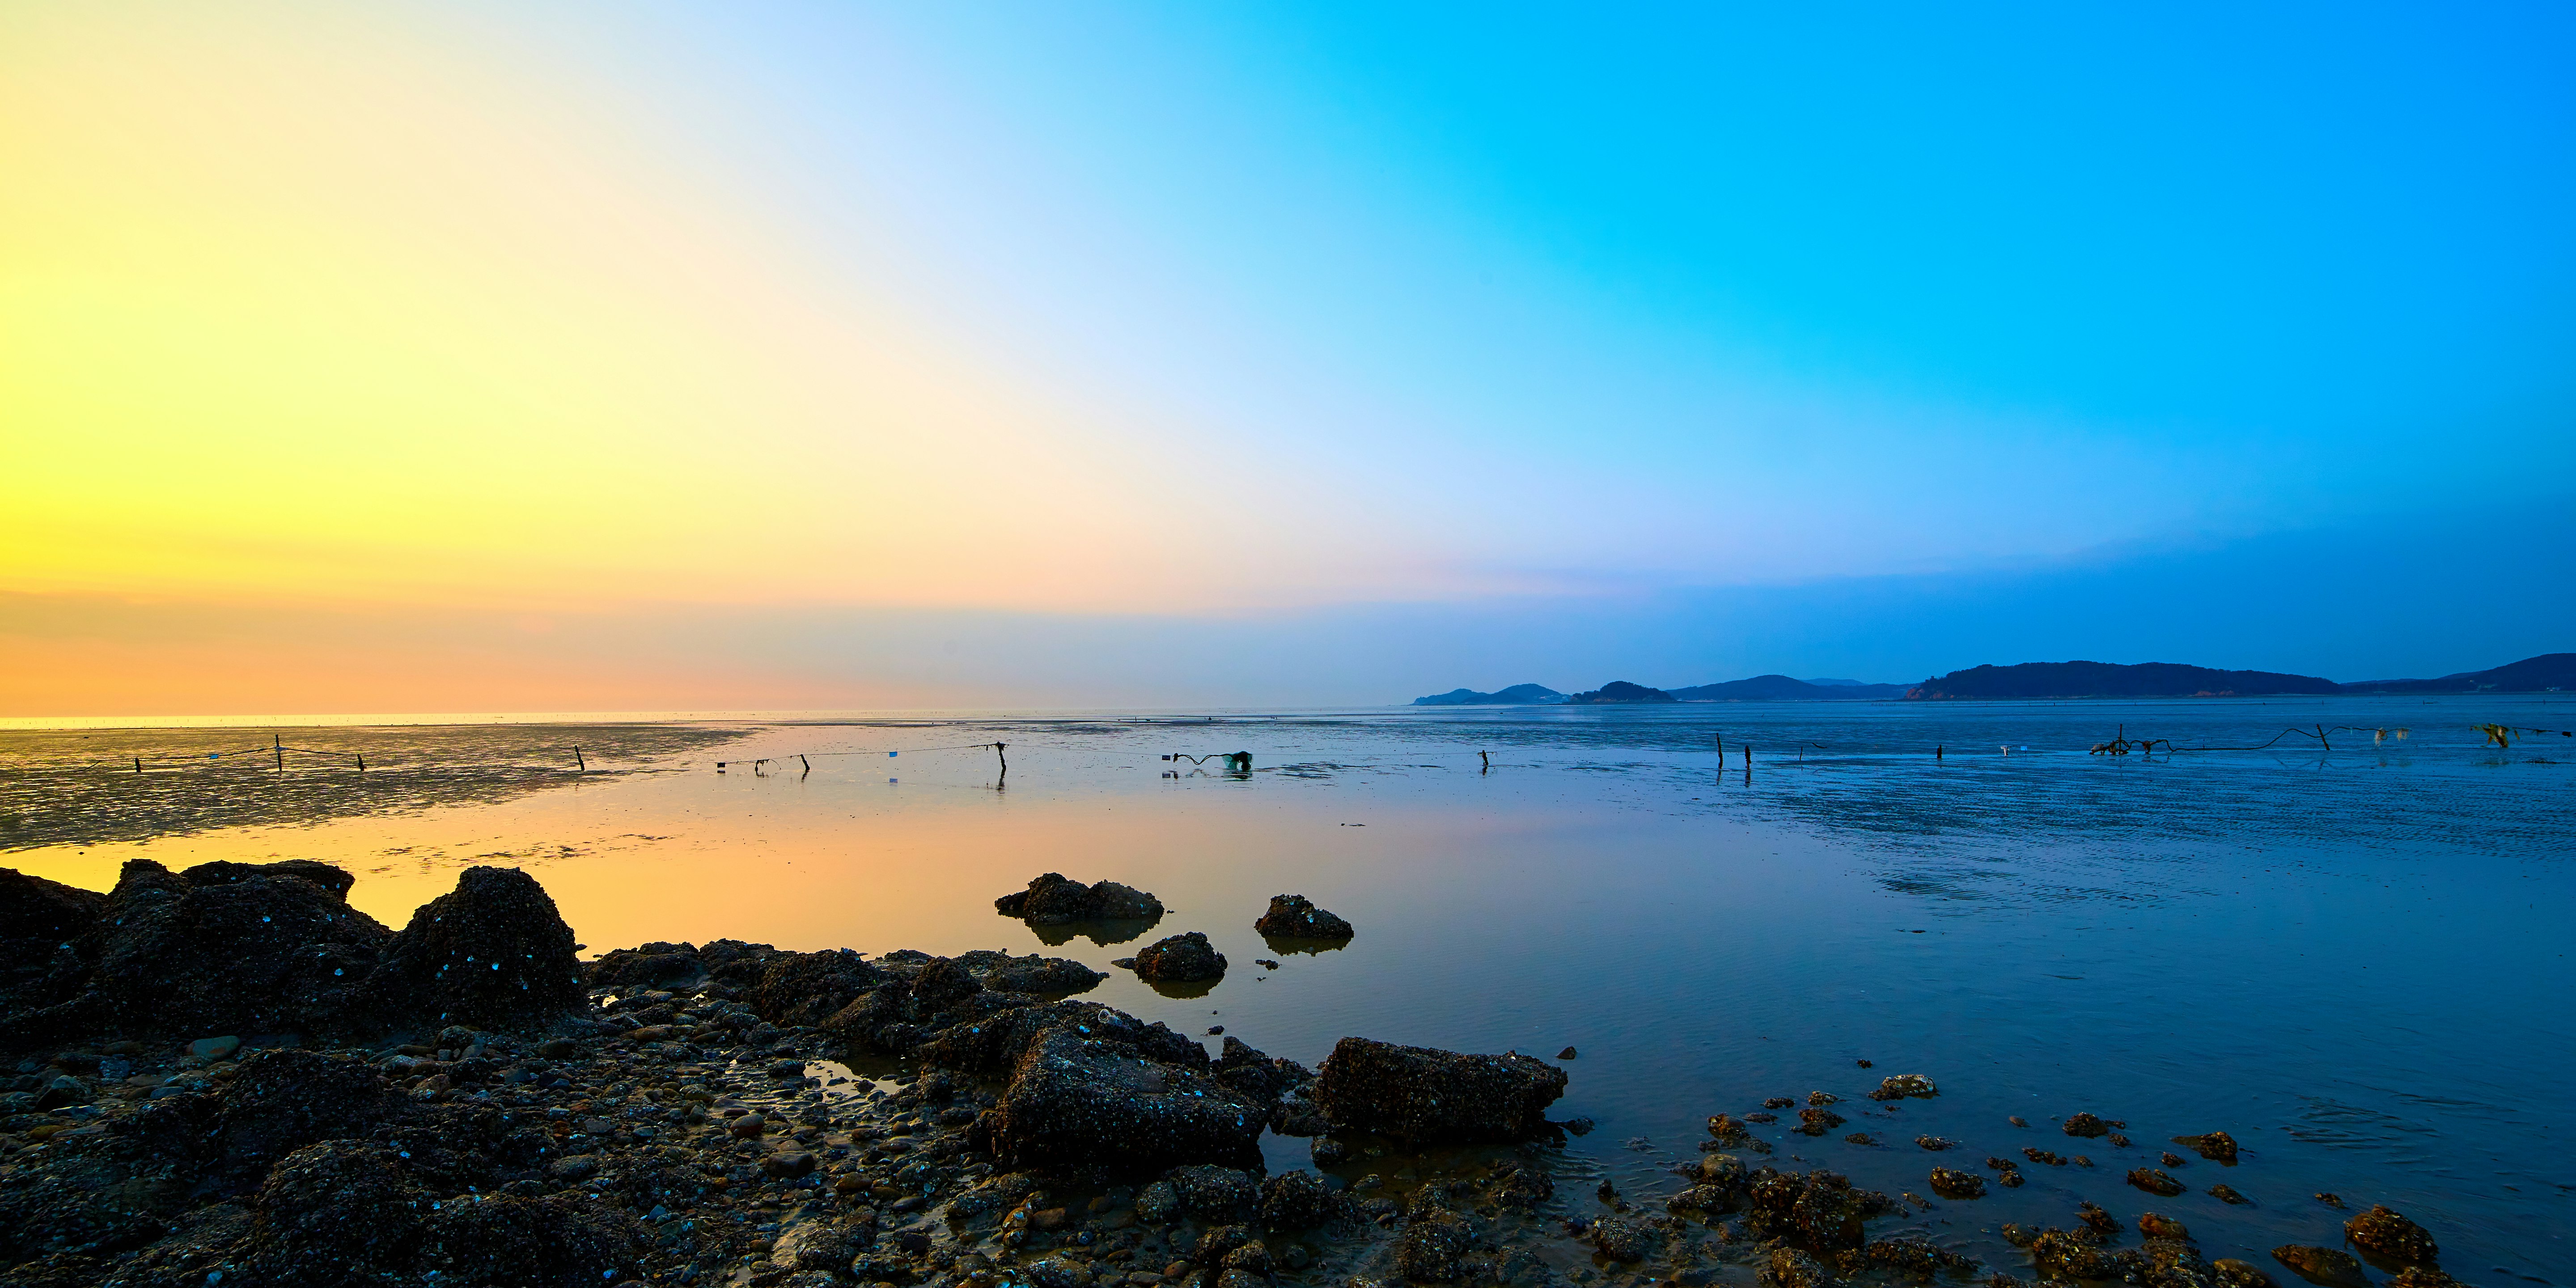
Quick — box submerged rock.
[2273,1245,2372,1288]
[1313,1036,1568,1144]
[1131,932,1228,983]
[1253,894,1354,940]
[2176,1130,2241,1162]
[2129,1167,2187,1197]
[2063,1112,2110,1138]
[1927,1167,1985,1199]
[2345,1204,2438,1267]
[1868,1073,1939,1101]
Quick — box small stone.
[2176,1131,2240,1162]
[1926,1168,1984,1199]
[1559,1047,1578,1059]
[188,1036,242,1061]
[2063,1112,2108,1138]
[2139,1213,2189,1241]
[1866,1074,1937,1101]
[2210,1183,2250,1205]
[2128,1168,2186,1197]
[764,1151,817,1178]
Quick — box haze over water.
[7,696,2569,1280]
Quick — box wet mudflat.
[2,695,2570,1282]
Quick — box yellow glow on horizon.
[1,5,1431,626]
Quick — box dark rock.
[249,1138,429,1275]
[956,949,1108,996]
[2211,1183,2251,1205]
[1867,1074,1938,1101]
[2215,1259,2279,1288]
[1165,1165,1262,1222]
[2387,1271,2468,1288]
[2273,1245,2372,1288]
[979,1022,1265,1175]
[996,873,1165,924]
[373,867,583,1031]
[1397,1212,1472,1281]
[2078,1201,2119,1237]
[1313,1036,1567,1144]
[1764,1097,1797,1110]
[2140,1213,2191,1241]
[1131,932,1227,983]
[750,950,886,1027]
[1758,1247,1848,1288]
[1927,1167,1985,1199]
[1589,1216,1652,1262]
[1741,1167,1889,1252]
[91,858,392,1038]
[0,868,107,1047]
[1253,895,1353,941]
[2345,1205,2436,1267]
[1795,1106,1845,1135]
[1861,1237,1979,1275]
[1558,1046,1578,1059]
[139,1048,405,1193]
[2177,1131,2240,1162]
[1707,1114,1753,1145]
[2130,1168,2187,1197]
[586,941,703,988]
[1258,1170,1331,1229]
[419,1192,646,1286]
[2063,1112,2110,1138]
[2029,1229,2115,1281]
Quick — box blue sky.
[7,2,2571,712]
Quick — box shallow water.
[6,696,2572,1279]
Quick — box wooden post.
[574,746,587,772]
[994,742,1007,778]
[134,756,143,773]
[273,733,283,772]
[1479,750,1490,772]
[800,754,812,775]
[356,754,365,771]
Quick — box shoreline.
[0,860,2484,1288]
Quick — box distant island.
[1409,652,2570,706]
[1412,683,1568,706]
[1565,681,1676,704]
[1904,661,2339,700]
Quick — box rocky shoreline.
[0,861,2477,1288]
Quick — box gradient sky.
[6,3,2572,714]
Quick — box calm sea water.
[5,696,2572,1279]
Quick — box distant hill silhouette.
[1667,674,1910,701]
[1906,661,2339,700]
[2338,652,2576,694]
[1411,683,1568,706]
[1565,680,1678,704]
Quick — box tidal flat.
[1,696,2569,1285]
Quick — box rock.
[2029,1229,2115,1281]
[980,1023,1266,1174]
[1395,1212,1470,1281]
[1861,1238,1978,1276]
[1866,1074,1938,1101]
[1257,1170,1331,1229]
[2273,1246,2372,1288]
[764,1150,818,1178]
[140,1048,406,1192]
[1313,1037,1568,1144]
[372,866,583,1031]
[2210,1184,2251,1205]
[1707,1114,1753,1145]
[2140,1213,2190,1241]
[2387,1271,2468,1288]
[251,1138,429,1272]
[1131,933,1227,983]
[416,1191,645,1285]
[2129,1168,2187,1197]
[1740,1168,1888,1252]
[0,868,108,1045]
[750,950,885,1028]
[1590,1216,1652,1262]
[1134,1180,1181,1225]
[996,874,1166,924]
[1165,1165,1261,1222]
[1253,895,1354,941]
[1795,1107,1845,1135]
[587,941,703,988]
[2063,1112,2110,1138]
[2215,1259,2279,1288]
[1025,1257,1091,1288]
[956,949,1108,996]
[189,1035,243,1061]
[2345,1205,2436,1266]
[90,858,393,1038]
[2177,1131,2240,1162]
[1758,1247,1848,1288]
[548,1154,601,1181]
[1558,1046,1577,1059]
[1927,1168,1984,1199]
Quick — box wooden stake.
[574,746,587,772]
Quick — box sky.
[4,3,2572,715]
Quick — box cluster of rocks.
[995,880,1355,990]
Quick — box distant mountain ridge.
[1408,652,2570,706]
[1411,683,1567,706]
[2338,652,2576,694]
